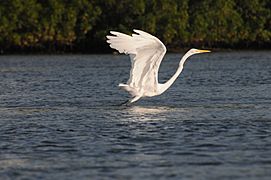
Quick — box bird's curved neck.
[159,52,191,94]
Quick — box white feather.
[106,29,210,104]
[107,29,166,100]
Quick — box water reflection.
[128,106,171,115]
[117,106,180,122]
[0,156,27,169]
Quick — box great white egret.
[106,29,210,104]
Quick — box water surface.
[0,51,271,179]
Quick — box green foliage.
[0,0,101,51]
[236,0,271,43]
[0,0,270,53]
[190,0,243,45]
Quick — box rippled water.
[0,51,271,179]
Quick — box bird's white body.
[106,30,210,104]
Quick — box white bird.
[106,29,210,104]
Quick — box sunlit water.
[0,51,271,179]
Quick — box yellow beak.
[197,49,211,53]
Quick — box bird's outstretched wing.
[106,29,166,94]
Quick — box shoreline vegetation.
[1,47,271,56]
[0,0,270,54]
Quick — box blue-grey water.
[0,51,271,180]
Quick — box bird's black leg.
[121,99,132,106]
[117,99,131,106]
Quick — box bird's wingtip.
[109,31,119,36]
[133,29,141,34]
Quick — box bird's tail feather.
[118,83,137,97]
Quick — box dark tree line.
[0,0,270,53]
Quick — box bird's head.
[179,48,211,66]
[189,48,211,55]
